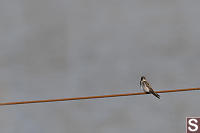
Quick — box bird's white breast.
[142,84,150,92]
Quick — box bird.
[140,76,160,99]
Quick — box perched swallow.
[140,76,160,99]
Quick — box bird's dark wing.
[144,81,160,99]
[149,88,160,99]
[143,81,152,88]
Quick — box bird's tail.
[151,91,160,99]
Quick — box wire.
[0,88,199,106]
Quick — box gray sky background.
[0,0,200,133]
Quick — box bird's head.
[141,76,146,81]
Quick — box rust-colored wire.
[0,88,199,106]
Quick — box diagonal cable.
[0,88,199,106]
